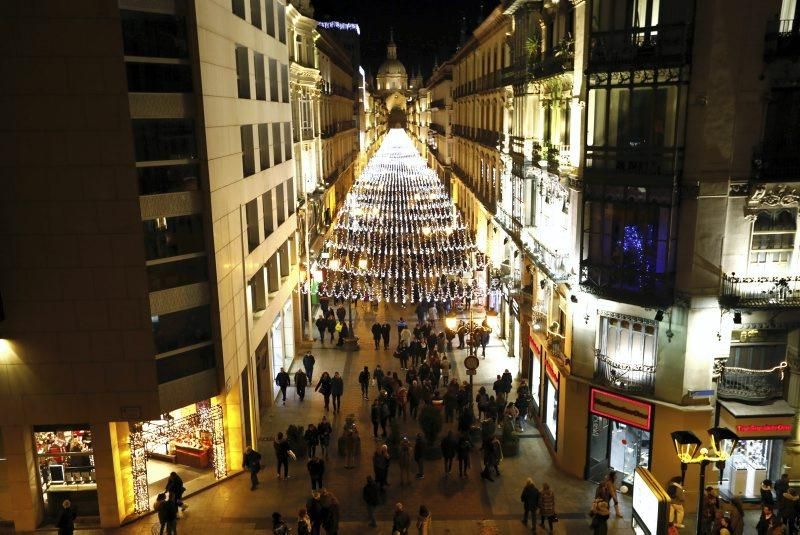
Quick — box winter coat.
[294,371,308,388]
[307,457,324,478]
[315,376,332,395]
[372,323,382,340]
[273,439,290,461]
[304,428,319,447]
[393,510,411,534]
[521,484,540,509]
[440,434,457,459]
[416,512,431,535]
[243,449,262,472]
[414,437,426,461]
[359,369,370,385]
[457,436,472,460]
[303,353,315,370]
[362,479,380,506]
[539,489,556,517]
[667,482,685,504]
[373,451,390,472]
[331,376,344,396]
[275,371,290,387]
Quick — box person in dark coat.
[165,472,186,510]
[326,315,336,343]
[440,431,457,475]
[373,444,391,489]
[154,493,177,535]
[756,505,778,535]
[303,352,316,382]
[456,320,467,349]
[359,366,371,400]
[370,400,382,438]
[381,322,391,349]
[274,431,291,480]
[336,305,346,323]
[414,434,426,479]
[306,491,324,535]
[295,369,308,401]
[501,369,513,394]
[315,315,327,344]
[521,478,541,526]
[393,502,411,535]
[457,433,472,477]
[307,455,325,490]
[371,321,382,349]
[321,491,340,535]
[331,371,344,414]
[319,295,330,318]
[304,424,319,458]
[275,367,290,405]
[317,416,332,459]
[363,476,380,527]
[242,446,262,490]
[315,372,332,412]
[56,499,77,535]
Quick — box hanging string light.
[317,129,485,304]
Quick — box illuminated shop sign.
[736,424,792,434]
[590,388,653,431]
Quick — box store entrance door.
[586,414,651,489]
[587,414,611,483]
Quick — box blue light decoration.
[620,224,654,288]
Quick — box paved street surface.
[86,302,707,534]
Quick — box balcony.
[321,120,356,139]
[521,230,571,283]
[495,206,522,240]
[720,273,800,309]
[594,350,656,395]
[753,150,800,181]
[510,136,524,156]
[429,98,446,110]
[588,23,693,72]
[452,124,501,149]
[580,262,675,308]
[717,363,787,403]
[451,163,497,214]
[584,146,684,178]
[765,19,800,60]
[529,42,574,81]
[429,122,446,136]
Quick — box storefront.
[585,388,653,488]
[33,425,98,521]
[543,356,560,448]
[716,400,795,501]
[128,399,226,514]
[528,335,542,416]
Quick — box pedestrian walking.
[416,505,432,535]
[56,499,77,535]
[307,455,324,490]
[373,444,391,489]
[154,493,177,535]
[317,416,332,459]
[370,399,381,438]
[331,371,344,414]
[373,365,385,387]
[304,424,319,458]
[297,508,312,535]
[399,437,412,486]
[590,492,611,535]
[336,304,346,323]
[275,367,290,405]
[242,445,262,490]
[397,317,408,337]
[336,320,349,347]
[480,437,498,482]
[272,512,290,535]
[480,325,490,358]
[396,384,408,421]
[295,369,308,401]
[359,366,371,399]
[326,315,336,343]
[501,368,513,394]
[363,476,380,527]
[274,432,291,480]
[381,321,391,349]
[539,482,557,532]
[521,478,540,526]
[371,321,382,350]
[440,354,450,386]
[414,433,426,479]
[315,372,332,411]
[782,489,799,535]
[344,424,358,469]
[165,472,187,510]
[457,433,472,477]
[393,503,411,535]
[440,431,457,475]
[315,315,327,344]
[303,351,316,382]
[379,396,391,437]
[306,492,323,535]
[456,320,466,349]
[756,505,778,535]
[668,476,686,528]
[762,479,776,508]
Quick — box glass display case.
[721,439,782,499]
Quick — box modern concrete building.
[0,0,299,529]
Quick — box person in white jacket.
[667,476,686,528]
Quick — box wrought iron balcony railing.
[717,362,787,402]
[752,149,800,181]
[510,136,524,156]
[580,262,675,308]
[765,19,800,60]
[584,146,684,177]
[529,44,574,80]
[522,230,571,283]
[429,98,446,110]
[595,350,656,395]
[720,273,800,308]
[588,23,693,71]
[428,122,446,136]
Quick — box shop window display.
[721,439,784,500]
[588,415,651,487]
[34,427,97,519]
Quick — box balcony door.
[596,313,657,393]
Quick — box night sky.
[311,0,492,81]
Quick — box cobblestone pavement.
[86,302,716,535]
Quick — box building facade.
[0,0,299,528]
[425,0,800,510]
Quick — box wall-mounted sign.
[736,424,791,434]
[529,335,541,357]
[632,467,669,535]
[590,388,653,431]
[718,405,794,439]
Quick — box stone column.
[782,332,800,480]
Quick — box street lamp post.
[670,427,739,535]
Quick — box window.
[241,125,255,177]
[279,241,290,278]
[120,10,188,58]
[283,122,292,161]
[268,58,279,102]
[728,329,786,371]
[138,163,200,195]
[132,119,197,161]
[250,0,262,29]
[236,46,250,99]
[147,256,209,292]
[232,0,246,20]
[749,210,796,271]
[276,2,286,43]
[151,304,213,354]
[126,63,192,93]
[156,344,216,384]
[276,182,286,225]
[254,52,266,100]
[249,267,267,314]
[598,314,657,366]
[266,254,279,292]
[258,123,271,170]
[263,190,275,237]
[143,214,206,260]
[280,63,289,103]
[245,198,260,252]
[286,177,295,216]
[272,122,283,165]
[265,0,276,37]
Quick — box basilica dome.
[376,29,408,94]
[378,57,407,77]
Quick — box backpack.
[667,484,678,499]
